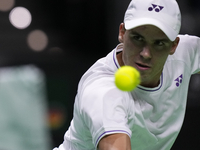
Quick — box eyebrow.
[130,31,144,38]
[130,31,171,42]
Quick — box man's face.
[118,24,179,87]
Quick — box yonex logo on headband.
[148,4,164,12]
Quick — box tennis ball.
[115,66,140,91]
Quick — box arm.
[97,133,131,150]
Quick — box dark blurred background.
[0,0,200,149]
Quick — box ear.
[169,37,180,55]
[118,23,126,43]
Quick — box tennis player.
[53,0,200,149]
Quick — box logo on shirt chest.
[174,74,183,87]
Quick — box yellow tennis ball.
[115,66,140,91]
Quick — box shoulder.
[166,34,200,74]
[169,34,200,60]
[78,73,132,115]
[80,75,131,105]
[178,34,200,48]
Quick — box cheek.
[151,50,170,67]
[123,41,140,56]
[122,51,131,65]
[153,49,170,61]
[153,55,168,68]
[122,51,138,66]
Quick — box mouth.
[135,63,151,70]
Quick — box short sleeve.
[79,77,132,148]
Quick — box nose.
[140,46,152,59]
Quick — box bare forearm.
[97,133,131,150]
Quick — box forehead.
[128,25,170,40]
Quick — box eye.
[130,34,144,42]
[154,40,165,46]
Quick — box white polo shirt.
[54,34,200,150]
